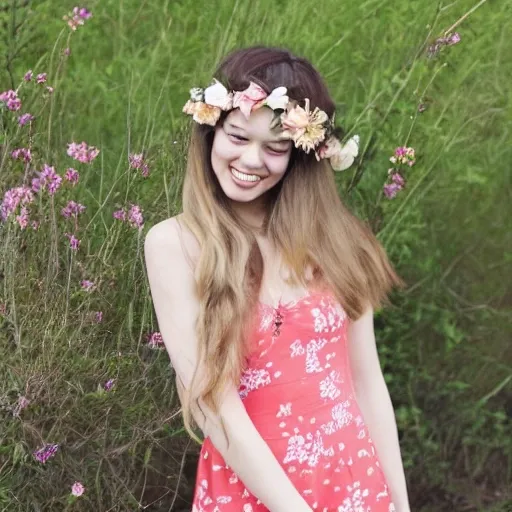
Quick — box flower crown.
[182,79,359,171]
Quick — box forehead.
[225,108,290,142]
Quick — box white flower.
[204,79,233,110]
[330,134,360,171]
[189,87,203,102]
[265,86,289,110]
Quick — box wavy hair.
[176,46,405,443]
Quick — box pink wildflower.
[0,89,22,111]
[383,182,402,199]
[63,7,93,31]
[31,164,62,195]
[67,141,100,164]
[113,209,127,221]
[1,186,34,222]
[64,167,80,185]
[128,153,150,177]
[71,481,85,497]
[65,233,81,251]
[147,331,164,349]
[11,148,32,163]
[389,146,415,167]
[16,206,30,230]
[36,73,47,84]
[33,443,59,464]
[127,204,144,228]
[18,113,35,126]
[46,86,54,95]
[24,70,33,82]
[64,47,71,56]
[61,200,86,218]
[446,32,461,45]
[94,311,103,323]
[80,280,95,291]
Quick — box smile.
[230,167,262,182]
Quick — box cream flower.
[192,102,222,126]
[204,79,233,111]
[264,86,289,110]
[182,99,198,115]
[329,135,360,171]
[232,81,268,119]
[315,135,342,161]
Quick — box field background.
[1,0,511,510]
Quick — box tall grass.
[0,0,510,510]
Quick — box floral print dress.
[192,288,396,512]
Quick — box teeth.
[230,167,261,182]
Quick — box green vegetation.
[1,0,510,510]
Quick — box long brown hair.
[176,46,404,443]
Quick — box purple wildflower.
[33,443,59,464]
[24,70,33,82]
[0,89,22,111]
[67,141,100,164]
[103,379,115,391]
[64,233,81,251]
[11,148,32,163]
[113,209,127,221]
[18,113,35,126]
[64,168,80,185]
[80,280,95,291]
[1,186,34,222]
[127,204,144,228]
[13,395,30,417]
[63,7,93,31]
[31,164,62,195]
[94,311,103,323]
[71,481,85,497]
[36,73,47,84]
[129,153,150,177]
[61,200,86,219]
[147,331,164,349]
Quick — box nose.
[238,142,264,171]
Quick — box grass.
[0,0,511,510]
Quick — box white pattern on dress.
[319,370,343,400]
[337,481,370,512]
[321,400,354,435]
[238,368,271,399]
[283,429,335,467]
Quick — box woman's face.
[211,107,293,206]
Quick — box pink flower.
[64,233,81,251]
[232,82,268,119]
[67,141,100,163]
[24,70,33,82]
[80,280,95,291]
[128,153,150,177]
[64,47,71,56]
[11,147,32,162]
[64,168,80,184]
[61,200,86,218]
[18,113,35,126]
[1,186,34,222]
[127,204,144,228]
[13,395,30,417]
[31,164,62,195]
[71,481,85,497]
[63,7,93,31]
[94,311,103,323]
[36,73,47,84]
[33,443,59,464]
[383,182,402,199]
[113,209,127,221]
[147,331,164,349]
[16,206,30,229]
[0,89,22,111]
[446,32,461,45]
[46,86,54,95]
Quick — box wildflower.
[1,186,34,222]
[11,147,32,163]
[63,7,93,31]
[33,443,59,464]
[127,204,144,228]
[61,200,86,219]
[67,141,100,164]
[427,32,461,58]
[128,153,150,177]
[24,70,33,82]
[31,220,40,230]
[94,311,103,323]
[389,146,415,167]
[64,233,81,251]
[46,86,54,95]
[13,395,30,417]
[64,168,80,185]
[0,89,22,111]
[184,101,222,126]
[31,164,62,195]
[36,73,47,84]
[383,182,402,199]
[16,206,30,230]
[103,379,115,391]
[147,331,164,349]
[71,481,85,497]
[64,47,71,56]
[446,32,461,45]
[18,113,35,126]
[80,280,95,291]
[113,209,127,221]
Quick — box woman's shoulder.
[145,213,200,272]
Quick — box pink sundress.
[192,288,396,512]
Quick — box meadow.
[0,0,511,510]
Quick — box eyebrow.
[226,122,290,143]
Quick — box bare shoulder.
[144,214,200,272]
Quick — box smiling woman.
[144,45,409,512]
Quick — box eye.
[268,147,289,155]
[228,133,247,142]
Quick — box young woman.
[144,46,411,512]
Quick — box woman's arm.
[144,219,312,512]
[347,307,411,512]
